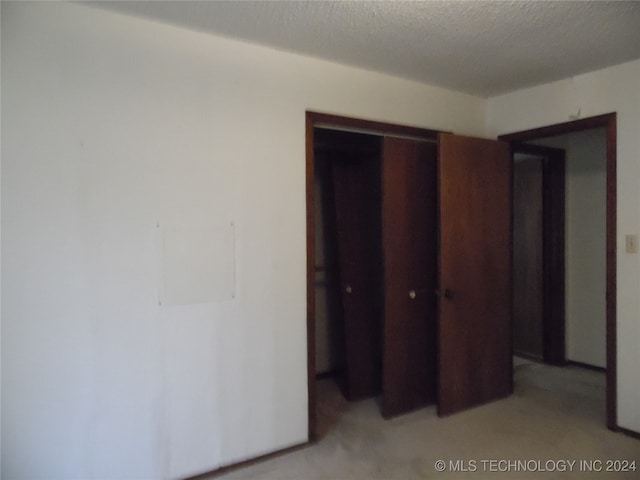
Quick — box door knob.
[345,285,352,294]
[408,290,416,299]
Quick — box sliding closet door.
[381,137,438,417]
[438,133,512,416]
[332,153,382,400]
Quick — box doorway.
[500,113,617,430]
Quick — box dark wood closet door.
[332,155,381,400]
[438,133,512,416]
[381,137,438,417]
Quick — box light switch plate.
[625,234,638,254]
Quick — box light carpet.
[212,360,639,479]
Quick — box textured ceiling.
[89,1,640,97]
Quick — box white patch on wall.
[161,222,236,305]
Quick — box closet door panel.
[332,155,381,400]
[381,137,438,417]
[438,133,512,416]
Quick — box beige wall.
[533,130,607,368]
[565,129,607,368]
[1,3,485,479]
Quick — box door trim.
[499,112,617,430]
[306,111,441,440]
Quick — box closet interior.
[313,127,438,418]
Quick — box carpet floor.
[213,360,639,479]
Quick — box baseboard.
[617,426,640,440]
[184,442,310,480]
[567,360,606,373]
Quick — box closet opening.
[308,111,515,440]
[306,112,441,440]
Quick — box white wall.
[488,60,640,433]
[566,130,607,367]
[534,130,607,368]
[0,3,486,479]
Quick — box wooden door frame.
[499,112,617,430]
[306,111,441,440]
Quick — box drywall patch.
[160,222,235,306]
